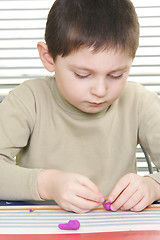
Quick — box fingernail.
[110,205,116,211]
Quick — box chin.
[81,108,105,114]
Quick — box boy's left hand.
[108,173,160,212]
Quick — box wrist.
[37,169,61,200]
[145,176,160,202]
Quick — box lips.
[89,102,104,106]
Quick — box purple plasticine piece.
[29,209,35,212]
[103,200,112,211]
[58,220,80,230]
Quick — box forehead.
[56,47,133,72]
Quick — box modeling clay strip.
[58,220,80,230]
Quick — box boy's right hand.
[37,169,104,213]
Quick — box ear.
[37,42,55,72]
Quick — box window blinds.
[0,0,160,175]
[129,0,160,97]
[0,0,53,102]
[0,0,160,99]
[131,0,160,175]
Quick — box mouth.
[89,102,105,106]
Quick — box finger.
[58,182,103,213]
[120,190,143,211]
[59,201,86,214]
[108,175,131,204]
[70,205,89,214]
[65,202,93,214]
[111,182,139,211]
[71,195,101,212]
[77,175,104,203]
[78,175,103,195]
[75,183,104,204]
[130,197,148,212]
[60,195,100,214]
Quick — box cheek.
[109,82,126,100]
[63,85,84,103]
[69,82,88,96]
[69,89,84,101]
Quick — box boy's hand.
[108,173,160,212]
[37,169,104,213]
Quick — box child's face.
[54,47,133,113]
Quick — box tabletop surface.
[0,201,160,239]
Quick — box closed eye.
[108,74,123,80]
[74,72,90,79]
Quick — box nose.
[90,78,107,98]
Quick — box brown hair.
[45,0,139,60]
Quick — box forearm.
[0,160,41,201]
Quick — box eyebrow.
[69,64,95,72]
[109,66,129,74]
[69,64,129,73]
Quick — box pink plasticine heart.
[58,220,80,230]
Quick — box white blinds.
[130,0,160,96]
[0,0,53,102]
[0,0,160,100]
[131,0,160,174]
[0,0,160,175]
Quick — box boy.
[0,0,160,214]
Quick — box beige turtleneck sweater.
[0,76,160,201]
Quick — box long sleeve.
[138,85,160,182]
[0,85,41,200]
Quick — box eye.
[74,72,90,79]
[108,74,123,80]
